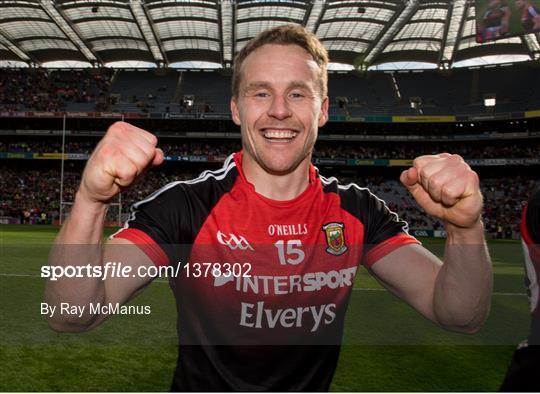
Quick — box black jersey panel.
[321,177,412,252]
[122,161,239,264]
[171,345,340,391]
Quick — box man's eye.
[289,92,305,99]
[255,92,270,98]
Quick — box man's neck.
[242,154,311,201]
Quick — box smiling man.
[46,25,492,391]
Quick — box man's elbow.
[446,322,483,334]
[46,315,96,333]
[439,310,489,334]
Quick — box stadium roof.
[0,0,539,68]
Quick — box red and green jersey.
[113,151,418,391]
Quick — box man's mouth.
[261,129,298,142]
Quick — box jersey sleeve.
[111,183,190,267]
[361,191,419,268]
[109,159,239,268]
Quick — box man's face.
[515,0,525,9]
[231,44,328,175]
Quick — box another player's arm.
[369,154,492,333]
[46,121,164,333]
[524,186,540,242]
[533,13,540,30]
[500,6,511,34]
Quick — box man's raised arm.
[46,121,164,333]
[369,153,492,333]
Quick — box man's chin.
[259,157,307,176]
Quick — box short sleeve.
[361,191,419,268]
[111,182,189,267]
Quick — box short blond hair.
[232,24,329,99]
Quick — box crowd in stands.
[1,64,539,116]
[0,69,113,112]
[1,139,538,160]
[1,163,534,239]
[312,141,540,160]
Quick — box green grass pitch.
[0,225,530,391]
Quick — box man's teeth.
[263,130,297,139]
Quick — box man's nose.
[267,94,292,120]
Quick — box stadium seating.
[110,69,179,114]
[1,139,538,159]
[2,62,539,116]
[1,63,538,238]
[0,161,531,239]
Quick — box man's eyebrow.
[288,81,312,91]
[242,81,314,92]
[242,81,271,93]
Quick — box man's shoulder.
[178,155,239,193]
[136,155,239,208]
[318,174,388,217]
[319,173,374,200]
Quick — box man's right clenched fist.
[79,122,164,204]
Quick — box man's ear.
[318,96,329,128]
[231,97,241,126]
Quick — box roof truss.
[0,0,537,67]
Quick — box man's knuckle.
[441,184,456,198]
[109,121,125,132]
[450,154,464,163]
[412,156,424,168]
[139,142,156,158]
[116,161,137,179]
[145,131,158,145]
[429,177,443,192]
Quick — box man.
[515,0,540,32]
[500,185,540,391]
[477,0,510,42]
[46,25,492,391]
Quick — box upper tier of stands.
[1,62,539,116]
[110,69,178,114]
[0,69,113,112]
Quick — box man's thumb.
[152,148,164,167]
[400,167,418,189]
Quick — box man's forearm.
[46,191,109,331]
[432,220,493,333]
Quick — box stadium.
[0,0,539,391]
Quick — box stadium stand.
[0,69,113,112]
[2,62,539,117]
[110,69,179,114]
[0,62,538,239]
[328,72,397,116]
[0,159,533,240]
[1,138,539,159]
[178,71,232,114]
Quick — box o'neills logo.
[322,222,348,256]
[268,223,308,237]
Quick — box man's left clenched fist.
[400,153,483,229]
